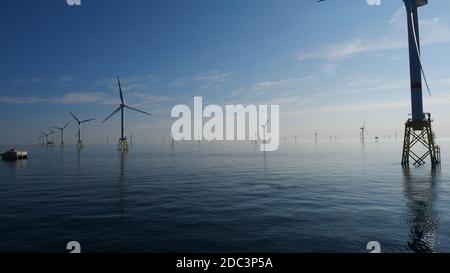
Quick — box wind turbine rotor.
[118,76,124,104]
[102,106,122,123]
[103,76,152,151]
[69,111,81,124]
[124,105,152,116]
[81,118,96,124]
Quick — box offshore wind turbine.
[400,0,440,167]
[69,111,96,149]
[102,77,152,151]
[260,118,271,145]
[318,0,440,168]
[360,121,367,143]
[54,121,71,147]
[47,127,56,146]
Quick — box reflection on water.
[76,147,81,171]
[59,147,65,167]
[2,142,450,252]
[403,168,440,253]
[118,151,127,217]
[2,159,28,170]
[263,152,268,174]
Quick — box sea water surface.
[1,141,450,253]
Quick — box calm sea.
[1,141,449,253]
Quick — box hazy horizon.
[2,0,450,144]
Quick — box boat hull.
[1,151,28,160]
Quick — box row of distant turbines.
[309,122,398,144]
[38,77,151,151]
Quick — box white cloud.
[297,8,450,62]
[13,77,41,84]
[264,96,300,105]
[126,92,171,107]
[284,93,450,116]
[49,92,106,104]
[227,88,246,98]
[0,96,44,104]
[194,70,233,90]
[97,74,159,93]
[168,70,234,91]
[0,90,171,106]
[53,76,74,83]
[0,92,107,105]
[252,76,314,90]
[169,77,186,87]
[194,71,233,82]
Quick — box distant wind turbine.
[102,77,151,151]
[360,121,367,143]
[260,118,271,145]
[69,111,96,149]
[47,127,56,146]
[54,121,71,147]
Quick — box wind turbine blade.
[124,105,152,116]
[102,106,122,123]
[63,121,71,129]
[81,118,96,124]
[118,77,124,104]
[265,118,271,126]
[409,12,432,97]
[48,127,54,134]
[54,127,62,130]
[69,111,80,123]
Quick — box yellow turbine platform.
[401,113,440,168]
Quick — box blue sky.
[1,0,450,144]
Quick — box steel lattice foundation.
[118,137,129,151]
[402,114,440,169]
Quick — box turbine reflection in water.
[76,146,81,172]
[403,168,440,253]
[118,151,128,217]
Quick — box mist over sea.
[1,141,450,253]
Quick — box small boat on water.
[1,149,28,160]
